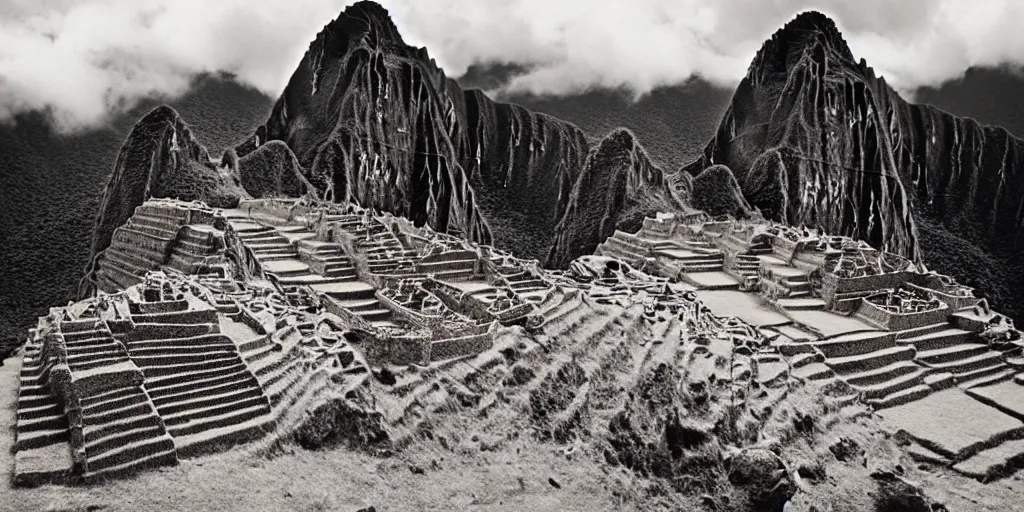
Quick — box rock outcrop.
[237,140,314,199]
[687,164,753,219]
[237,1,589,261]
[546,129,690,267]
[79,106,245,297]
[685,10,1024,320]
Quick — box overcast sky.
[1,0,1023,131]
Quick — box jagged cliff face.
[238,1,588,261]
[687,10,1024,320]
[80,106,245,297]
[685,12,919,260]
[546,129,689,267]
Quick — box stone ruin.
[12,197,572,485]
[14,198,1024,488]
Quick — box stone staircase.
[811,330,934,409]
[96,204,194,292]
[14,344,72,485]
[297,241,358,280]
[166,225,223,275]
[760,264,813,299]
[659,248,724,273]
[899,325,1016,389]
[233,224,298,262]
[60,320,132,373]
[731,254,761,279]
[316,281,395,327]
[124,315,272,456]
[80,384,177,480]
[595,231,650,268]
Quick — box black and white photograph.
[2,1,1024,510]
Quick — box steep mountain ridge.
[685,10,1024,319]
[685,12,919,260]
[546,128,691,267]
[237,1,590,261]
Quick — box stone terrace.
[596,212,1024,480]
[12,198,570,485]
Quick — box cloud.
[2,0,1024,131]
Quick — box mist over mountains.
[5,1,1024,353]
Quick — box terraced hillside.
[6,196,1024,511]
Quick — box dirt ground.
[4,348,1023,512]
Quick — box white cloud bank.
[2,0,1023,131]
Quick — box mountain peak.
[747,10,854,79]
[316,1,406,55]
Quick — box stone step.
[165,401,270,438]
[62,328,109,341]
[827,345,916,374]
[334,298,382,312]
[851,367,927,400]
[957,366,1015,389]
[810,331,895,358]
[157,385,264,418]
[14,426,69,451]
[83,408,162,444]
[85,433,176,474]
[137,354,241,379]
[162,391,267,427]
[66,349,128,367]
[845,360,923,387]
[251,351,296,378]
[128,339,238,357]
[105,245,164,270]
[323,266,357,278]
[146,361,249,392]
[16,402,62,421]
[275,274,352,286]
[246,241,296,252]
[917,343,990,365]
[130,348,240,367]
[81,388,147,416]
[242,342,278,365]
[866,384,933,409]
[776,297,826,311]
[900,328,978,351]
[17,393,57,414]
[85,421,166,459]
[262,361,304,404]
[64,340,124,357]
[153,371,259,409]
[297,241,344,255]
[952,438,1024,480]
[84,399,153,428]
[924,372,956,390]
[790,352,823,368]
[924,352,1005,376]
[127,213,183,233]
[357,308,392,322]
[68,356,131,373]
[681,262,724,272]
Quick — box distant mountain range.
[4,0,1024,349]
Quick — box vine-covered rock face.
[80,106,244,298]
[685,10,1024,320]
[546,128,690,268]
[237,1,589,261]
